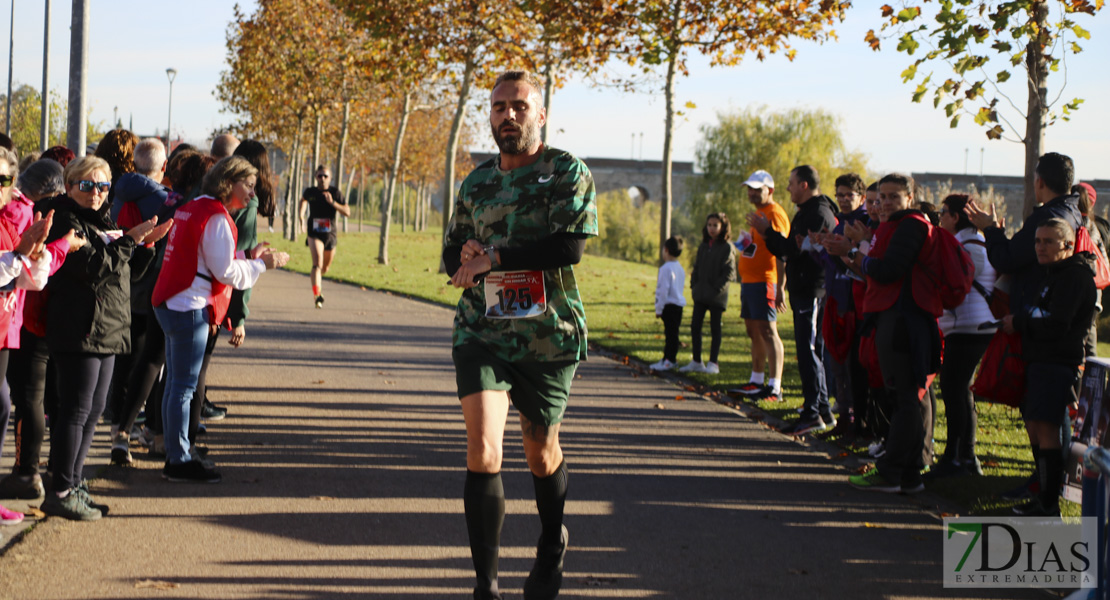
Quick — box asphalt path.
[0,268,1039,599]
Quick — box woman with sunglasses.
[0,150,57,526]
[39,156,172,521]
[152,156,288,483]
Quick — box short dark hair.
[493,70,545,103]
[791,165,820,190]
[834,173,865,195]
[917,201,940,226]
[702,212,732,243]
[866,181,879,193]
[664,235,684,258]
[941,194,975,231]
[1035,152,1074,196]
[878,172,915,195]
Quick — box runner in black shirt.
[299,166,350,308]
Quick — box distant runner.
[299,166,349,308]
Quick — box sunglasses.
[316,174,330,179]
[0,174,12,188]
[77,180,111,193]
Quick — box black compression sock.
[1039,449,1063,513]
[464,470,505,596]
[532,459,568,547]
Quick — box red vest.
[862,213,943,317]
[151,196,237,326]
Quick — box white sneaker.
[649,359,676,371]
[678,361,705,373]
[704,362,720,374]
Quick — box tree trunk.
[440,54,476,247]
[337,100,350,232]
[659,14,680,260]
[379,91,414,265]
[541,54,557,143]
[312,111,323,176]
[401,171,408,234]
[1022,0,1049,219]
[284,136,301,241]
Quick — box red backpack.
[916,223,976,311]
[1075,225,1110,289]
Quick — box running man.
[299,166,349,308]
[444,70,597,600]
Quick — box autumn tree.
[687,106,869,228]
[866,0,1104,216]
[617,0,849,256]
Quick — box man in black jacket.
[750,165,838,435]
[967,151,1083,503]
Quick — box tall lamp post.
[165,67,177,150]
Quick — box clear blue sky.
[3,1,1106,179]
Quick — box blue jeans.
[154,306,209,465]
[792,297,829,421]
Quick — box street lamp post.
[165,67,177,150]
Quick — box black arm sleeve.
[443,244,464,277]
[443,232,588,278]
[499,233,587,271]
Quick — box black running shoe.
[524,525,568,600]
[315,295,324,309]
[163,460,222,483]
[202,399,227,421]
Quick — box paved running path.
[0,269,1033,599]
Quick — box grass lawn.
[260,227,1103,516]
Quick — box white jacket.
[938,228,998,335]
[655,260,686,314]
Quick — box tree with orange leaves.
[617,0,849,255]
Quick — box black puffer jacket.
[42,195,154,354]
[1013,252,1097,366]
[690,239,736,309]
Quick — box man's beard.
[492,120,539,155]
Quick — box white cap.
[744,170,774,189]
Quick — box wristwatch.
[847,247,860,261]
[483,244,500,269]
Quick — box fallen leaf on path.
[135,580,180,590]
[864,522,883,529]
[312,380,325,384]
[654,403,666,409]
[675,395,684,401]
[392,267,399,272]
[311,496,337,501]
[26,507,45,518]
[940,512,959,518]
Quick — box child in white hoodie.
[651,236,687,371]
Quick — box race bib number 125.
[484,270,546,319]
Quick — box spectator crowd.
[652,155,1101,517]
[0,131,288,527]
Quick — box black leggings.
[939,333,992,462]
[114,311,165,436]
[690,302,723,364]
[661,304,683,362]
[50,352,115,492]
[7,329,54,475]
[0,349,9,464]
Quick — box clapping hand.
[14,210,53,259]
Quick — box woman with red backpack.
[931,194,998,478]
[827,173,942,494]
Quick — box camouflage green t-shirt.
[447,146,599,362]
